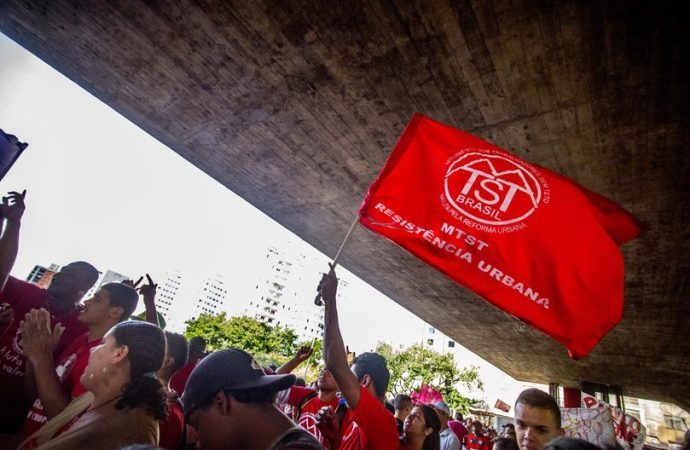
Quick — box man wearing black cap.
[182,348,324,450]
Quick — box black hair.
[394,394,412,411]
[418,404,441,450]
[112,321,168,421]
[164,331,189,375]
[352,352,390,397]
[69,261,100,287]
[515,388,561,428]
[101,283,139,321]
[544,438,603,450]
[494,438,520,450]
[188,336,207,356]
[455,412,464,421]
[294,377,306,387]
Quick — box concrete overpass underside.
[1,1,688,409]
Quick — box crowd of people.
[0,191,682,450]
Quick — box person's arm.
[21,308,71,418]
[276,346,313,374]
[0,190,26,293]
[320,266,362,409]
[140,274,159,326]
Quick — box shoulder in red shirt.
[159,396,185,450]
[339,386,399,450]
[286,386,340,448]
[169,360,197,395]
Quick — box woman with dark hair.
[19,321,167,449]
[401,404,441,450]
[493,437,519,450]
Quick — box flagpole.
[314,215,360,306]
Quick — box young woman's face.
[404,406,431,438]
[80,333,120,389]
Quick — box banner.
[582,393,646,450]
[562,404,617,448]
[359,114,644,358]
[0,129,28,182]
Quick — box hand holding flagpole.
[314,216,360,306]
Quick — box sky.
[0,32,542,408]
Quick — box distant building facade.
[26,263,61,288]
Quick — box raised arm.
[140,274,160,326]
[320,267,362,409]
[0,190,26,292]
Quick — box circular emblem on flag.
[444,149,544,226]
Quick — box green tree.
[184,313,322,373]
[376,342,483,413]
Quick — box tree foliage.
[376,342,483,413]
[184,313,322,371]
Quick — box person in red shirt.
[0,190,99,433]
[276,346,340,447]
[315,266,399,450]
[465,422,492,450]
[18,281,140,437]
[158,331,189,450]
[169,336,206,395]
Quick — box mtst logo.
[444,150,543,226]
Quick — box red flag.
[494,399,511,413]
[359,114,644,358]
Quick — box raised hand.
[121,276,143,289]
[294,345,313,363]
[319,264,338,302]
[315,405,341,446]
[139,274,157,304]
[20,308,64,363]
[0,190,26,223]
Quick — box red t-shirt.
[0,277,87,432]
[19,333,101,436]
[339,386,399,450]
[169,360,197,395]
[465,433,491,450]
[159,396,185,450]
[285,386,340,448]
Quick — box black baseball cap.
[181,349,295,416]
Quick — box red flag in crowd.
[359,114,645,358]
[494,399,511,413]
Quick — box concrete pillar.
[563,387,582,408]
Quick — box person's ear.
[112,344,129,364]
[214,391,231,416]
[557,427,564,437]
[109,306,124,320]
[424,426,433,437]
[360,374,372,388]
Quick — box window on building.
[429,327,435,334]
[427,339,434,346]
[448,341,455,348]
[664,415,687,430]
